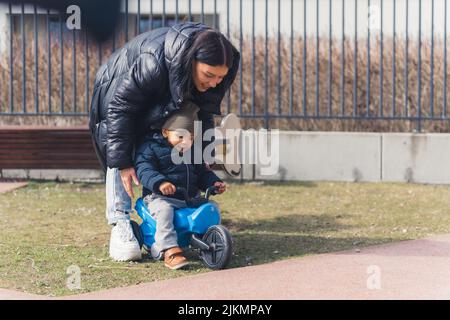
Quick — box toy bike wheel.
[199,225,233,270]
[130,220,144,249]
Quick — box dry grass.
[229,33,450,132]
[1,27,449,132]
[0,28,128,127]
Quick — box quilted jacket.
[88,22,240,171]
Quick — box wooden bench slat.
[0,127,101,170]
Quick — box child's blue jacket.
[134,131,222,200]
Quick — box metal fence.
[0,0,449,132]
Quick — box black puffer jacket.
[89,22,240,172]
[134,131,222,200]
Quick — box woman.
[89,22,240,262]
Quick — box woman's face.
[192,61,229,92]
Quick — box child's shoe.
[164,247,189,270]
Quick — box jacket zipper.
[185,162,189,198]
[181,156,189,198]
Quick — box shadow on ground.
[161,213,400,270]
[221,213,399,268]
[236,180,318,188]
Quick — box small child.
[134,102,226,270]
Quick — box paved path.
[3,234,450,300]
[0,289,46,300]
[0,182,28,194]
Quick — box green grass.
[2,180,450,296]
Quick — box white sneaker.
[109,219,142,262]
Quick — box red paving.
[3,234,450,300]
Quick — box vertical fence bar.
[239,0,242,116]
[176,0,179,24]
[59,11,64,114]
[98,41,102,67]
[137,0,141,35]
[112,13,116,50]
[21,2,26,113]
[226,0,230,114]
[430,0,435,117]
[277,0,281,115]
[265,0,268,127]
[150,0,154,29]
[290,0,294,116]
[34,1,38,114]
[0,38,2,112]
[213,0,217,29]
[405,0,409,117]
[251,0,255,115]
[98,9,103,68]
[302,0,307,116]
[444,0,448,117]
[340,0,345,116]
[353,0,358,117]
[379,0,383,117]
[9,1,13,113]
[125,0,129,42]
[366,0,371,117]
[328,0,332,116]
[163,0,166,27]
[85,28,89,113]
[315,0,319,116]
[418,0,422,131]
[189,0,192,22]
[392,0,396,116]
[201,0,204,24]
[72,28,77,113]
[47,7,51,114]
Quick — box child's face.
[162,129,195,153]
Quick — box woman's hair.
[179,29,235,99]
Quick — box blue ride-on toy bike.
[131,186,233,270]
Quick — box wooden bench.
[0,126,100,169]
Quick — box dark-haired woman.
[89,22,240,261]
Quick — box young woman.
[89,22,240,261]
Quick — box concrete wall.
[220,131,450,185]
[3,131,450,185]
[382,133,450,184]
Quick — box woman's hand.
[159,182,177,196]
[214,181,227,194]
[119,167,140,198]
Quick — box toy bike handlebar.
[176,186,218,202]
[205,186,219,199]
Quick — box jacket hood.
[148,131,198,158]
[149,131,171,147]
[164,22,240,116]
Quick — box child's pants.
[144,193,189,257]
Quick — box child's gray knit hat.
[162,102,200,133]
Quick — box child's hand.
[214,181,226,194]
[159,182,176,195]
